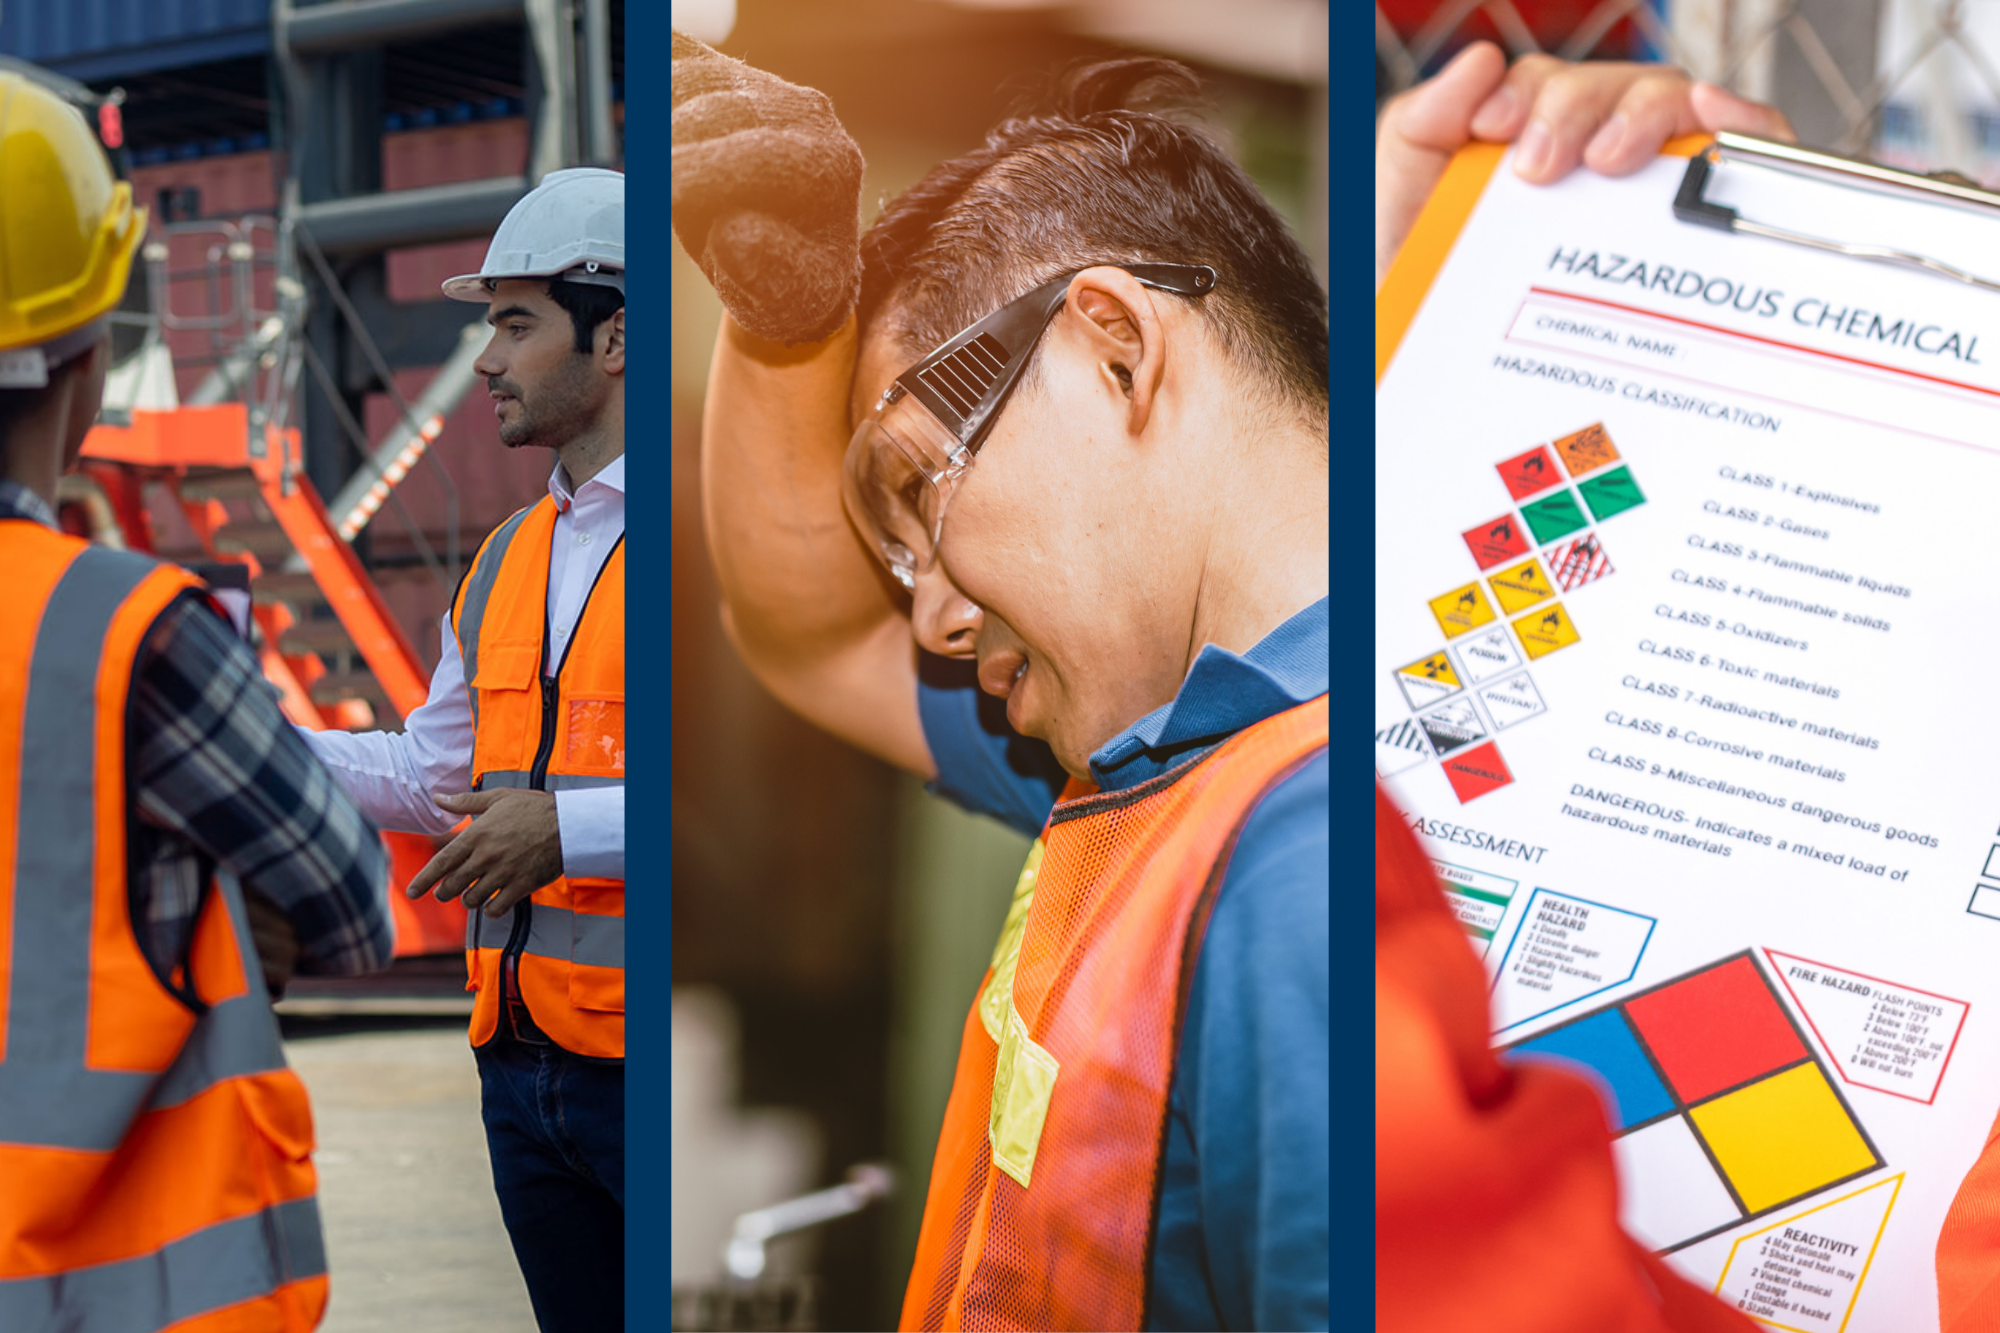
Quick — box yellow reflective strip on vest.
[978,838,1043,1044]
[980,837,1057,1190]
[989,1001,1058,1190]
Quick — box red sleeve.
[1376,786,1757,1332]
[1938,1105,2000,1330]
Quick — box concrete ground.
[282,1011,536,1331]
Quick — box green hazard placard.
[1579,466,1647,522]
[1521,489,1588,545]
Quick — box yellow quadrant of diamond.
[1513,602,1580,660]
[1428,582,1496,640]
[1489,556,1553,615]
[1690,1063,1876,1213]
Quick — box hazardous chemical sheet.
[1377,145,2000,1330]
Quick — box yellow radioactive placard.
[1399,652,1460,689]
[1428,582,1496,640]
[1395,651,1461,709]
[1488,556,1553,615]
[1514,602,1581,660]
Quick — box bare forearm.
[700,311,933,776]
[700,310,901,667]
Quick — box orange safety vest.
[1376,784,1756,1333]
[0,524,327,1332]
[900,695,1328,1332]
[453,497,625,1060]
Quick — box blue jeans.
[476,1038,624,1333]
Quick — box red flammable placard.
[1495,444,1562,500]
[1462,514,1530,570]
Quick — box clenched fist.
[672,32,866,345]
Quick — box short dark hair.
[858,59,1327,431]
[548,278,625,355]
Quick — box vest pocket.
[470,638,541,771]
[240,1068,318,1163]
[562,695,625,775]
[567,882,625,1013]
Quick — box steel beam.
[280,0,526,57]
[296,176,528,257]
[580,0,615,166]
[524,0,577,182]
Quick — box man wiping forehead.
[676,39,1327,1332]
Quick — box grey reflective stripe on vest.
[474,768,621,793]
[527,904,623,969]
[455,504,538,733]
[466,901,622,969]
[550,773,622,791]
[2,548,291,1154]
[464,887,622,968]
[0,1196,325,1332]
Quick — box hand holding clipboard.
[1377,42,1795,283]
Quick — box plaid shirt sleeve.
[129,594,393,977]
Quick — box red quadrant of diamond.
[1496,446,1562,500]
[1462,515,1530,570]
[1442,742,1513,802]
[1623,955,1807,1104]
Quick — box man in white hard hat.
[300,167,626,1333]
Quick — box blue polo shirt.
[916,598,1329,1332]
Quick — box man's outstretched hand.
[672,31,865,346]
[1376,42,1796,281]
[407,789,565,918]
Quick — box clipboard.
[1376,133,1711,384]
[1373,132,2000,1330]
[1379,132,2000,386]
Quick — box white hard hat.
[442,167,624,302]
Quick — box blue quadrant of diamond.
[1505,1008,1675,1131]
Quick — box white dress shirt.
[302,455,625,879]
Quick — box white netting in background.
[1378,0,2000,183]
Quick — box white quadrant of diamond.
[1480,672,1547,730]
[1450,626,1523,685]
[1376,718,1433,777]
[1417,698,1488,758]
[1613,1117,1744,1252]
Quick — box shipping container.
[0,0,271,81]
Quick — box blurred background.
[1377,0,2000,180]
[667,0,1327,1328]
[0,3,620,1327]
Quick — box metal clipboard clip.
[1674,131,2000,295]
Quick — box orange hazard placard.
[1553,422,1621,477]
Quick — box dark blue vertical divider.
[627,0,666,1320]
[1335,6,1372,1320]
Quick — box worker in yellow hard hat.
[0,69,392,1333]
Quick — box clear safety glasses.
[840,262,1217,590]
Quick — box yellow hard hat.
[0,72,144,356]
